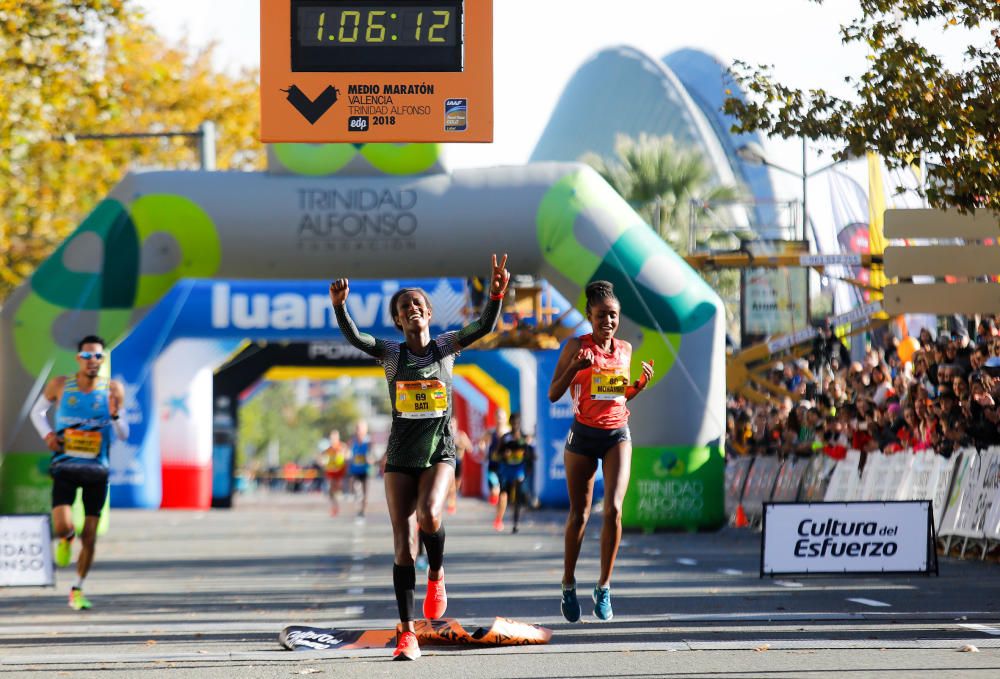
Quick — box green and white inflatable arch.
[0,143,725,530]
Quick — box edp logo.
[348,116,369,132]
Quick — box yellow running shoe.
[68,588,92,610]
[54,538,72,568]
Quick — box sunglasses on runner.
[77,351,105,361]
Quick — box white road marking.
[6,638,1000,666]
[847,598,891,607]
[676,558,698,566]
[959,623,1000,636]
[718,568,743,576]
[774,580,803,588]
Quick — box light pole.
[60,121,217,171]
[736,140,850,242]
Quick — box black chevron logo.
[282,85,340,125]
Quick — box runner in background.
[548,281,655,623]
[447,416,473,514]
[30,335,129,610]
[348,419,373,518]
[329,253,509,661]
[493,412,533,533]
[322,429,347,516]
[484,410,509,506]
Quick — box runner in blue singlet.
[30,335,129,611]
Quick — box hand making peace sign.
[490,253,510,299]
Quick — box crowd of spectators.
[727,316,1000,460]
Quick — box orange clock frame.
[261,0,493,143]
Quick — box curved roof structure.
[662,48,778,229]
[531,46,779,235]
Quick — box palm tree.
[585,134,747,336]
[583,133,744,254]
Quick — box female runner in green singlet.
[329,254,509,661]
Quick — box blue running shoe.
[560,584,581,623]
[593,585,613,621]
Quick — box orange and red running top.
[569,334,633,430]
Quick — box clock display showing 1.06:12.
[296,5,458,47]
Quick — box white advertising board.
[0,515,55,587]
[762,501,935,576]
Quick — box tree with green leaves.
[0,0,263,301]
[583,133,744,253]
[723,0,999,211]
[238,381,362,469]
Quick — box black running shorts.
[52,474,108,516]
[564,420,631,459]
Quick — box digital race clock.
[291,1,464,72]
[261,0,492,143]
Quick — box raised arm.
[548,337,588,403]
[329,279,386,359]
[455,254,510,349]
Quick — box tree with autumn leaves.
[0,0,263,301]
[724,0,1000,212]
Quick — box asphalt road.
[2,484,999,678]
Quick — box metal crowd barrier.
[725,448,1000,561]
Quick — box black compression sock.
[419,527,446,573]
[392,563,416,622]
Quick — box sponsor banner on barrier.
[799,456,837,502]
[741,457,781,520]
[824,450,862,502]
[984,484,1000,542]
[724,457,753,517]
[0,515,54,587]
[771,458,810,502]
[954,448,1000,539]
[761,501,936,576]
[938,448,1000,540]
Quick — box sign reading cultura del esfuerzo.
[761,501,938,576]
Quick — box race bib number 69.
[396,380,448,419]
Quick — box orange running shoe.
[393,630,421,661]
[493,517,504,532]
[423,576,448,619]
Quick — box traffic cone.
[733,504,750,528]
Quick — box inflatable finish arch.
[0,151,726,529]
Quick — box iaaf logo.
[211,281,466,331]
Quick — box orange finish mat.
[279,617,552,651]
